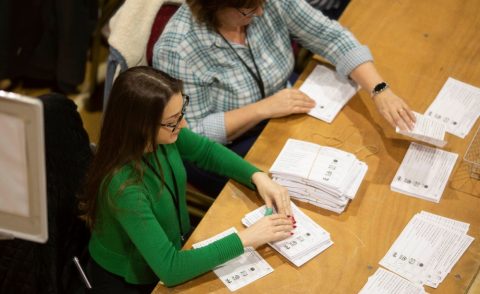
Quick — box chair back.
[146,4,180,66]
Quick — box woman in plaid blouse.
[153,0,415,195]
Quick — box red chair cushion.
[146,4,180,66]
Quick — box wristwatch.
[371,82,389,97]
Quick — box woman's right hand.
[258,89,316,119]
[237,214,295,248]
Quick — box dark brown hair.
[186,0,265,28]
[81,66,183,229]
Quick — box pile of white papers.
[425,77,480,138]
[299,64,359,123]
[241,202,333,267]
[379,211,474,288]
[391,142,458,203]
[193,227,273,292]
[396,111,447,147]
[269,139,368,213]
[359,268,427,294]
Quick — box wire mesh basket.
[464,127,480,180]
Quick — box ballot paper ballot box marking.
[269,139,368,213]
[192,227,274,291]
[242,203,333,267]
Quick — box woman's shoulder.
[158,5,200,48]
[104,163,144,195]
[157,5,217,54]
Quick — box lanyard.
[218,31,266,98]
[142,147,185,242]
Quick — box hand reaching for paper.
[349,61,416,132]
[373,88,416,131]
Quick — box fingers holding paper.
[237,214,294,248]
[251,172,292,217]
[373,89,416,131]
[258,89,316,119]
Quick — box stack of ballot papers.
[192,227,273,292]
[241,202,333,267]
[359,268,427,294]
[391,142,458,203]
[299,64,359,123]
[269,139,368,213]
[396,111,447,147]
[379,211,474,288]
[425,77,480,138]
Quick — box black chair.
[0,93,93,294]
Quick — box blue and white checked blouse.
[153,0,372,143]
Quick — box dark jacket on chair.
[0,93,92,293]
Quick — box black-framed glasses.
[160,94,189,133]
[237,6,260,18]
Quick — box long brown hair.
[186,0,265,29]
[81,66,183,229]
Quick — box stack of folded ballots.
[379,211,474,288]
[242,202,333,267]
[269,139,368,213]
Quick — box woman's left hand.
[373,89,416,131]
[251,172,292,216]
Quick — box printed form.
[299,65,358,123]
[359,268,427,294]
[379,212,474,288]
[391,143,458,202]
[269,139,367,213]
[242,202,333,267]
[425,77,480,138]
[396,111,447,147]
[193,227,273,292]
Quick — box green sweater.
[88,128,260,286]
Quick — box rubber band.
[311,133,343,147]
[353,145,380,160]
[310,125,379,161]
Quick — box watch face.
[374,82,387,92]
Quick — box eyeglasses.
[237,6,261,18]
[160,94,189,133]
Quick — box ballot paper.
[359,268,427,294]
[396,111,447,147]
[418,211,469,233]
[269,139,368,213]
[192,227,273,292]
[425,77,480,138]
[391,143,458,203]
[242,202,333,267]
[379,212,474,288]
[299,64,358,123]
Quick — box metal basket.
[464,127,480,180]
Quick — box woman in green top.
[81,66,295,293]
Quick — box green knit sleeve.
[111,186,245,286]
[176,128,260,189]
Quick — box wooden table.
[153,0,480,292]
